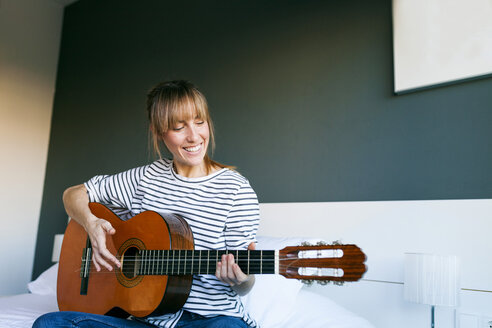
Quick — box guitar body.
[57,203,194,317]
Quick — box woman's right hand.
[84,214,121,272]
[63,184,121,272]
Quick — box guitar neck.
[130,249,276,276]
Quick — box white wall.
[259,200,492,328]
[0,0,65,295]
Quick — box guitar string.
[79,257,335,262]
[75,261,344,274]
[77,251,349,274]
[74,265,332,275]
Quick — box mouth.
[183,143,202,153]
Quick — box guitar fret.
[191,251,194,274]
[140,250,143,275]
[166,250,169,275]
[247,250,250,275]
[155,250,158,275]
[143,250,146,275]
[179,250,182,275]
[198,250,201,274]
[152,250,155,275]
[149,250,152,275]
[142,250,146,275]
[260,250,263,274]
[171,250,175,275]
[147,249,152,275]
[145,250,148,275]
[141,250,145,275]
[147,250,150,275]
[139,250,142,275]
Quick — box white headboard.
[258,199,492,328]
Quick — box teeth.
[184,144,201,152]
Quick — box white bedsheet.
[0,293,57,328]
[0,288,374,328]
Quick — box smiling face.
[147,80,216,177]
[162,114,210,176]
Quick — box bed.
[0,236,374,328]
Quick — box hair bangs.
[166,92,209,131]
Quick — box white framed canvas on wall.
[392,0,492,94]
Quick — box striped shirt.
[84,158,260,328]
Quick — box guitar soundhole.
[116,238,145,288]
[121,246,139,279]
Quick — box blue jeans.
[33,311,251,328]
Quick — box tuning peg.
[301,240,343,246]
[301,279,314,286]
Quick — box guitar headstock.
[278,243,367,284]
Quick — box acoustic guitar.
[57,202,367,318]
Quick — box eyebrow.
[176,116,202,123]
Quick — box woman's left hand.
[216,242,256,286]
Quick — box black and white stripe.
[84,158,259,328]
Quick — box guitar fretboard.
[132,250,276,276]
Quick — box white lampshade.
[404,253,460,307]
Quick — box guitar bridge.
[80,238,92,295]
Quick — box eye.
[195,120,205,125]
[172,125,184,131]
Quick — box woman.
[33,80,259,328]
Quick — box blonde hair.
[146,80,233,173]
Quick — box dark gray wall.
[33,0,492,278]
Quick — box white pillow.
[241,235,324,328]
[28,263,58,295]
[283,289,375,328]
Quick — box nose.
[186,125,199,142]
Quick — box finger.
[221,255,233,285]
[93,226,121,268]
[92,253,101,272]
[226,254,246,284]
[248,242,256,250]
[216,260,232,285]
[219,254,236,285]
[216,260,222,280]
[231,262,248,284]
[225,254,245,285]
[98,246,120,269]
[92,249,113,272]
[90,233,119,270]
